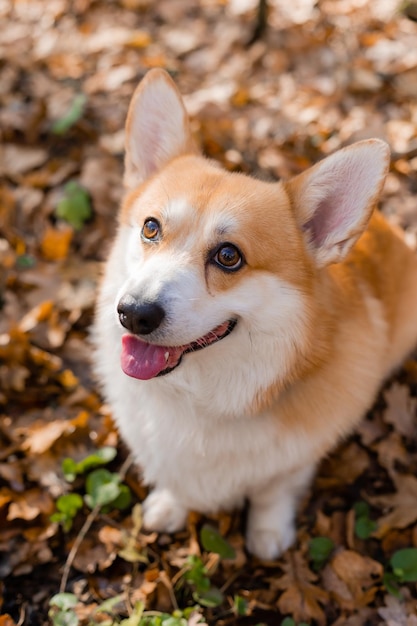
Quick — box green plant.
[62,446,117,481]
[384,547,417,597]
[353,501,377,539]
[200,524,236,559]
[84,467,131,511]
[308,536,334,571]
[127,603,205,626]
[281,618,310,626]
[50,493,83,532]
[177,525,236,608]
[233,594,248,616]
[55,181,92,230]
[51,447,131,532]
[49,592,79,626]
[50,448,133,593]
[52,93,87,135]
[48,595,207,626]
[182,554,223,608]
[50,459,237,621]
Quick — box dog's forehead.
[126,155,294,246]
[160,196,238,236]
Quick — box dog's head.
[108,69,389,405]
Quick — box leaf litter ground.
[1,0,417,624]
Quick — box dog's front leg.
[142,487,188,533]
[246,463,316,560]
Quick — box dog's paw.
[142,489,187,533]
[246,520,295,561]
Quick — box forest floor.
[2,0,417,624]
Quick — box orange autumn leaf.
[126,31,152,48]
[58,368,79,389]
[19,300,54,332]
[0,615,18,626]
[40,225,73,261]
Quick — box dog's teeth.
[164,351,169,362]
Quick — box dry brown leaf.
[0,461,25,492]
[0,144,48,177]
[72,537,116,573]
[7,488,54,521]
[22,419,71,455]
[321,561,353,607]
[330,549,382,607]
[98,525,123,553]
[378,593,417,625]
[0,488,13,509]
[0,363,30,392]
[316,441,369,488]
[273,551,328,625]
[383,383,417,438]
[374,431,410,478]
[369,474,417,537]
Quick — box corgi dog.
[93,68,417,560]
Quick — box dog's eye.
[142,218,161,242]
[213,244,243,271]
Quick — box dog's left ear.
[286,139,390,267]
[124,69,197,189]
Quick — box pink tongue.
[121,334,183,380]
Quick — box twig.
[59,502,101,593]
[118,453,134,481]
[158,569,179,612]
[16,601,26,626]
[219,568,243,594]
[248,0,269,45]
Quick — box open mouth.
[120,319,237,380]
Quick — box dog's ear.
[124,69,197,189]
[286,140,390,267]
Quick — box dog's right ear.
[124,69,197,189]
[286,140,390,268]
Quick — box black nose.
[117,295,165,335]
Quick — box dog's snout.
[117,295,165,335]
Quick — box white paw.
[246,521,296,560]
[142,489,187,533]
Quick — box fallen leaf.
[22,419,72,455]
[330,549,383,606]
[7,488,54,521]
[316,441,369,488]
[40,224,73,261]
[369,474,417,537]
[273,551,328,625]
[0,144,48,177]
[383,383,417,439]
[72,537,116,573]
[374,431,410,478]
[18,300,54,333]
[378,593,417,625]
[0,615,18,626]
